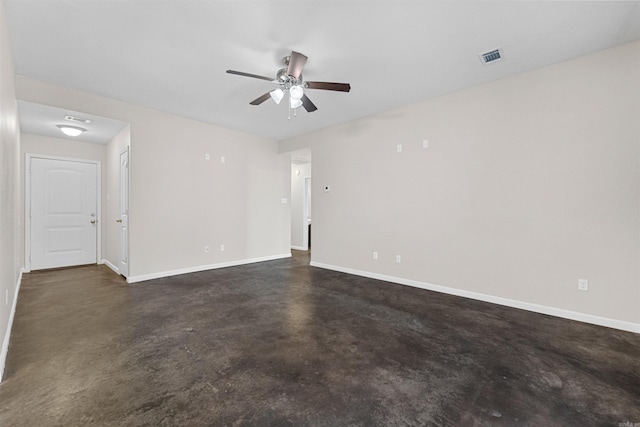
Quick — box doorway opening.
[18,101,130,275]
[118,147,130,277]
[304,177,311,250]
[290,149,311,252]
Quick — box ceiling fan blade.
[287,51,308,80]
[301,94,318,112]
[250,92,272,105]
[305,81,351,92]
[226,70,274,82]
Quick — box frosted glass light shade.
[270,88,285,104]
[290,85,304,100]
[57,125,86,137]
[290,98,303,109]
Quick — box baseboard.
[100,259,119,274]
[310,261,640,334]
[127,253,292,284]
[291,246,308,251]
[1,268,24,383]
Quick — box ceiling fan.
[226,51,351,113]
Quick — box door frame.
[303,177,311,250]
[25,154,102,272]
[118,147,130,278]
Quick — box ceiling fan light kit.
[226,50,351,118]
[289,85,304,100]
[290,97,303,110]
[270,88,285,104]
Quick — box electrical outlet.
[204,246,209,254]
[396,144,402,153]
[396,255,401,263]
[578,279,588,291]
[423,139,429,149]
[220,156,226,163]
[205,153,210,160]
[220,244,225,252]
[373,251,378,260]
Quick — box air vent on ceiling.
[65,115,92,124]
[479,48,503,65]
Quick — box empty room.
[1,1,639,425]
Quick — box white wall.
[280,41,640,332]
[21,133,107,161]
[16,77,291,282]
[0,0,21,381]
[291,162,311,250]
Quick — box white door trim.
[303,177,311,250]
[118,147,130,278]
[25,154,102,272]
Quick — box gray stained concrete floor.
[1,251,639,426]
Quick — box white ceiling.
[18,100,128,144]
[6,1,640,142]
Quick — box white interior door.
[118,148,129,277]
[30,157,98,270]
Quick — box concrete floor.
[1,251,639,426]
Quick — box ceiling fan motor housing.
[276,68,303,89]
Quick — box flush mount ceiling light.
[57,124,86,137]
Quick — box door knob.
[116,219,122,223]
[90,220,96,224]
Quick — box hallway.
[1,251,639,426]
